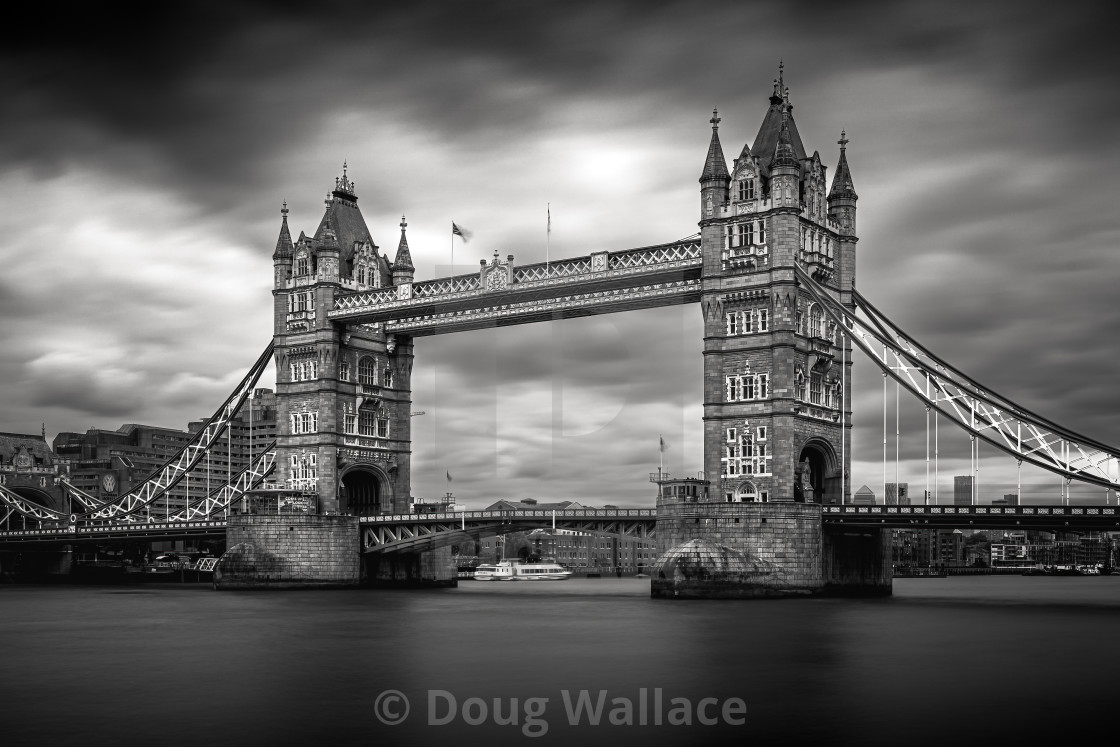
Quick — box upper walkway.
[327,240,702,335]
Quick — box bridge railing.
[331,240,701,316]
[359,508,658,523]
[824,505,1117,517]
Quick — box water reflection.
[2,577,1118,746]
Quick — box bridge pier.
[214,515,360,589]
[361,546,457,588]
[652,502,891,598]
[822,526,892,596]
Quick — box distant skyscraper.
[886,482,910,506]
[954,476,973,506]
[854,485,875,505]
[1003,493,1019,506]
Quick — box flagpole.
[546,203,550,274]
[451,222,454,274]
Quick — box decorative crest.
[334,161,356,196]
[710,108,720,129]
[838,130,849,151]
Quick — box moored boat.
[473,559,572,581]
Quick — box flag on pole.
[547,204,551,236]
[452,222,472,242]
[446,470,453,483]
[660,435,667,453]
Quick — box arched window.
[358,356,377,386]
[734,481,759,503]
[295,252,310,276]
[808,304,823,339]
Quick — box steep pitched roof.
[0,432,53,465]
[273,202,293,259]
[393,216,414,272]
[829,131,857,199]
[700,109,730,182]
[751,78,807,174]
[313,164,376,265]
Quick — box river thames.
[2,576,1117,746]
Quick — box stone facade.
[271,174,413,515]
[699,72,856,511]
[653,502,823,597]
[215,514,360,588]
[652,70,879,598]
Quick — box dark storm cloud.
[2,0,1119,502]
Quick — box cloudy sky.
[2,1,1118,507]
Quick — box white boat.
[473,559,572,581]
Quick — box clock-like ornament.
[102,473,117,493]
[13,453,32,469]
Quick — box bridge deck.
[2,505,1116,548]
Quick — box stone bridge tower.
[270,167,414,516]
[655,71,888,598]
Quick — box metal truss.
[328,239,702,325]
[60,481,107,513]
[85,343,275,520]
[795,266,1120,491]
[162,446,276,522]
[361,509,657,553]
[0,484,66,523]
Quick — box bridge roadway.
[1,505,1117,550]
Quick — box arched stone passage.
[11,486,66,514]
[338,465,391,516]
[795,438,840,504]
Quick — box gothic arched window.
[358,356,377,386]
[808,304,823,339]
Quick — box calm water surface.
[2,577,1118,746]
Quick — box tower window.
[737,179,755,201]
[809,304,824,339]
[810,373,824,405]
[724,373,770,402]
[359,410,377,436]
[358,356,377,386]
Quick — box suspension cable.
[882,365,888,504]
[895,379,900,504]
[842,328,847,504]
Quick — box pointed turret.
[700,108,731,183]
[828,131,857,200]
[273,201,294,259]
[751,62,807,175]
[828,130,858,236]
[272,202,294,289]
[699,109,731,225]
[315,163,377,275]
[392,215,415,286]
[771,99,799,172]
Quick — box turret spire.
[273,200,294,258]
[700,107,730,183]
[393,213,414,272]
[333,161,356,200]
[829,130,857,199]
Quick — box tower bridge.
[3,71,1119,595]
